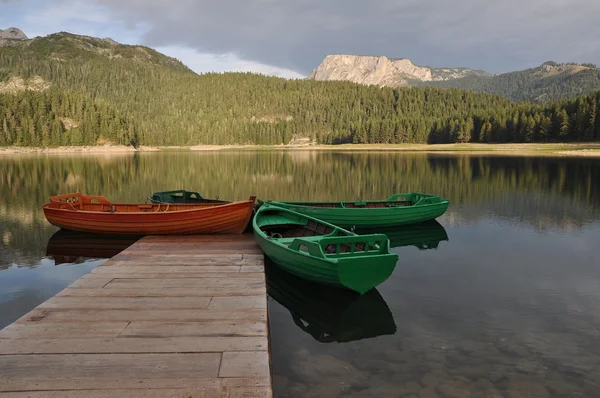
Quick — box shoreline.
[1,143,600,157]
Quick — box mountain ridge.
[426,61,600,102]
[308,55,600,102]
[308,54,491,87]
[0,29,191,72]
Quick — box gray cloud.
[94,0,600,74]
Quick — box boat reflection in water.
[362,220,449,250]
[266,257,397,343]
[45,230,142,265]
[265,221,448,342]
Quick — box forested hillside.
[426,62,600,103]
[0,89,134,146]
[1,32,600,146]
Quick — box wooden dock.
[0,234,272,397]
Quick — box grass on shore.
[195,143,600,154]
[2,143,600,156]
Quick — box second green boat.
[253,204,398,294]
[259,192,449,229]
[149,190,227,204]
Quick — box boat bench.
[277,236,323,245]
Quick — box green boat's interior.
[257,209,389,257]
[293,200,412,208]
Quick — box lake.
[1,151,600,397]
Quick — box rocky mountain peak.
[0,27,29,48]
[308,55,410,87]
[308,54,492,88]
[0,27,28,41]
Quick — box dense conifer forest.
[426,62,600,103]
[1,33,599,146]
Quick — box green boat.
[149,190,227,204]
[265,257,396,343]
[259,192,449,229]
[363,220,449,250]
[253,204,398,294]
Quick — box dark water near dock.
[1,151,600,397]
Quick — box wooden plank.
[209,296,267,309]
[221,386,271,398]
[102,277,264,289]
[0,322,129,339]
[124,249,263,255]
[221,377,271,387]
[240,265,264,273]
[0,353,221,379]
[99,259,263,272]
[119,253,244,259]
[86,272,261,279]
[242,254,265,260]
[18,308,268,323]
[0,337,267,354]
[131,242,260,250]
[120,321,266,337]
[219,352,271,378]
[94,265,243,273]
[104,258,264,266]
[39,296,212,310]
[69,277,113,289]
[0,377,270,392]
[0,388,223,398]
[87,272,264,279]
[140,235,256,243]
[133,237,257,243]
[55,286,264,298]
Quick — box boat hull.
[263,193,449,228]
[253,205,398,294]
[43,194,256,235]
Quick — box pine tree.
[558,110,571,140]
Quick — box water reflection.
[45,230,141,264]
[364,220,449,250]
[2,152,599,268]
[2,152,600,397]
[266,258,396,344]
[0,257,104,329]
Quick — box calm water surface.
[1,152,600,397]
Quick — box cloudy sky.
[1,0,599,78]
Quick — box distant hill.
[1,30,190,71]
[425,61,600,103]
[309,55,600,103]
[1,30,599,147]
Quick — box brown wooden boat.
[42,193,256,235]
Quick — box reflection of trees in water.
[444,194,596,232]
[1,152,599,266]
